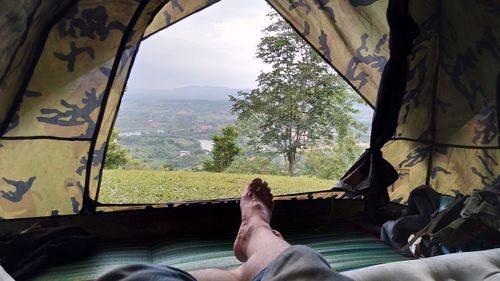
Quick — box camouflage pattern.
[0,0,74,127]
[144,0,220,39]
[270,0,498,203]
[0,0,140,218]
[0,0,215,219]
[0,0,498,218]
[267,0,390,107]
[384,0,500,203]
[89,0,176,202]
[0,140,88,218]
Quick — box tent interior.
[0,0,499,280]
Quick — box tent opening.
[98,0,373,205]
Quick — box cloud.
[128,0,273,90]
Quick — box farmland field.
[99,170,335,204]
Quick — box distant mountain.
[118,85,373,145]
[123,85,373,126]
[124,86,247,101]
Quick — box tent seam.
[81,0,151,214]
[497,73,500,147]
[0,1,75,137]
[0,0,42,86]
[0,136,91,141]
[142,0,222,41]
[93,0,170,205]
[389,137,500,150]
[425,0,441,187]
[264,0,375,109]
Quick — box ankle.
[246,216,271,228]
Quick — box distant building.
[179,150,191,157]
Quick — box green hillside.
[99,170,335,204]
[112,86,373,170]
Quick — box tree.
[202,125,241,172]
[227,153,285,175]
[105,128,130,169]
[123,158,150,170]
[159,163,175,171]
[230,12,364,176]
[304,135,363,180]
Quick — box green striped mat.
[33,223,409,281]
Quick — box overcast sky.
[127,0,274,90]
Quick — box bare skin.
[189,178,290,281]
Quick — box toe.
[251,178,263,187]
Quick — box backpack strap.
[400,195,468,257]
[461,191,500,219]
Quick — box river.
[198,139,213,151]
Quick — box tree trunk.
[287,153,295,176]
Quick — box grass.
[99,170,335,204]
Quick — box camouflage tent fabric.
[0,0,499,219]
[267,0,390,107]
[270,0,499,204]
[383,0,500,203]
[0,0,220,219]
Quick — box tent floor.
[33,221,409,281]
[0,197,407,280]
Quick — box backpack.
[401,190,500,258]
[380,186,441,248]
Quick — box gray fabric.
[343,248,500,281]
[0,265,15,281]
[258,245,353,281]
[97,264,197,281]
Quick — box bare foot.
[233,178,274,262]
[272,229,283,239]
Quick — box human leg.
[97,264,197,281]
[98,178,351,281]
[192,178,352,281]
[190,178,290,281]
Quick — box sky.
[127,0,274,90]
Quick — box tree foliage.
[105,128,130,169]
[226,153,285,175]
[304,136,363,180]
[202,125,241,172]
[230,12,364,176]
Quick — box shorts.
[97,245,353,281]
